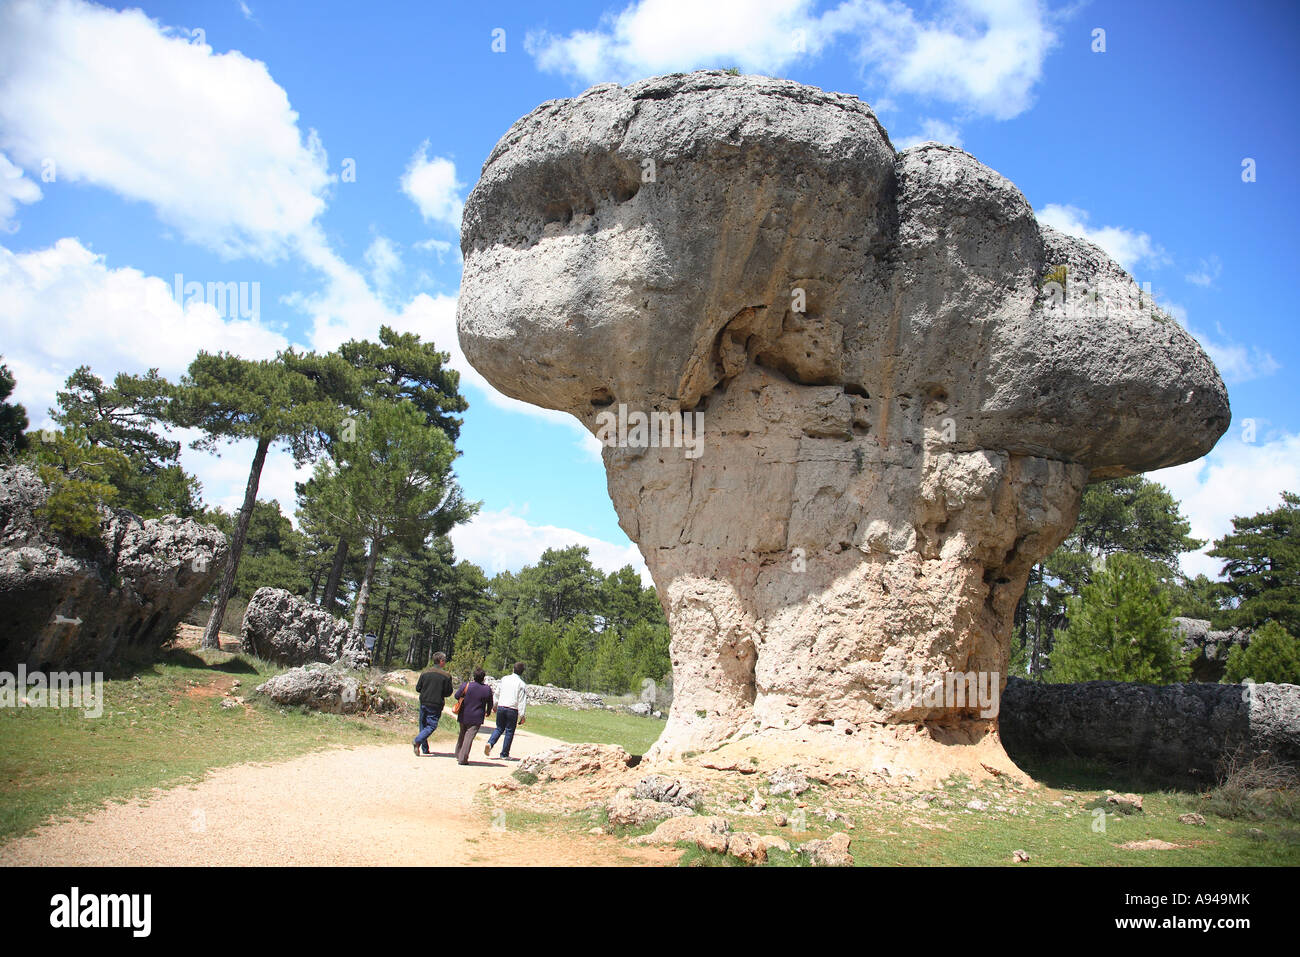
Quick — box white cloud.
[413,237,458,264]
[526,0,1057,120]
[173,428,313,520]
[1150,432,1300,580]
[1036,203,1169,272]
[894,117,964,150]
[1185,254,1222,288]
[528,0,827,81]
[450,507,650,583]
[0,152,41,231]
[401,143,464,232]
[363,235,403,296]
[0,238,287,425]
[0,0,331,261]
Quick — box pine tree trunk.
[320,538,348,609]
[308,566,323,604]
[351,539,381,632]
[203,435,270,650]
[376,589,392,652]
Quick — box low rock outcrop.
[1174,617,1250,682]
[0,465,226,669]
[255,662,393,714]
[456,71,1230,772]
[1000,677,1300,780]
[241,587,370,668]
[515,742,639,782]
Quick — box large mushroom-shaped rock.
[456,72,1230,776]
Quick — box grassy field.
[5,649,1296,866]
[519,704,664,754]
[0,647,420,842]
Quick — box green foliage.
[203,499,308,599]
[0,357,29,454]
[1209,492,1300,637]
[337,325,468,441]
[1046,553,1190,684]
[1224,620,1300,684]
[171,349,360,645]
[53,365,200,517]
[1017,476,1200,678]
[29,430,132,539]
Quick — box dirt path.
[0,725,675,867]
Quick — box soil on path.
[0,718,675,867]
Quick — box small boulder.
[1178,812,1207,827]
[725,831,768,865]
[606,790,694,828]
[796,832,854,867]
[633,815,731,849]
[255,664,391,714]
[634,774,705,809]
[515,743,636,782]
[768,766,810,797]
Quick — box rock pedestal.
[456,73,1230,776]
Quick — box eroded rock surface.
[255,662,393,714]
[241,587,370,668]
[0,465,226,669]
[456,72,1230,771]
[1001,677,1300,780]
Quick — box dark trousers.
[486,707,519,757]
[455,723,481,765]
[413,705,441,752]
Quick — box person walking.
[412,652,454,756]
[453,667,494,766]
[485,661,528,760]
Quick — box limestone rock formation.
[255,662,393,714]
[456,72,1231,773]
[1000,677,1300,780]
[0,465,226,669]
[1174,616,1250,682]
[240,587,370,668]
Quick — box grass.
[520,703,664,755]
[0,646,415,842]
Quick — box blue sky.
[1,0,1297,581]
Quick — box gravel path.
[0,726,667,866]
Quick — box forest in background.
[1,340,1297,691]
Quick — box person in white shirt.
[485,662,527,760]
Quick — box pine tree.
[320,399,476,631]
[53,366,200,516]
[1224,620,1300,684]
[0,358,29,454]
[1209,492,1300,636]
[171,350,356,648]
[1046,552,1190,684]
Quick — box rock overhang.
[457,71,1229,481]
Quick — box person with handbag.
[453,667,494,765]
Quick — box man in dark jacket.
[413,652,454,756]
